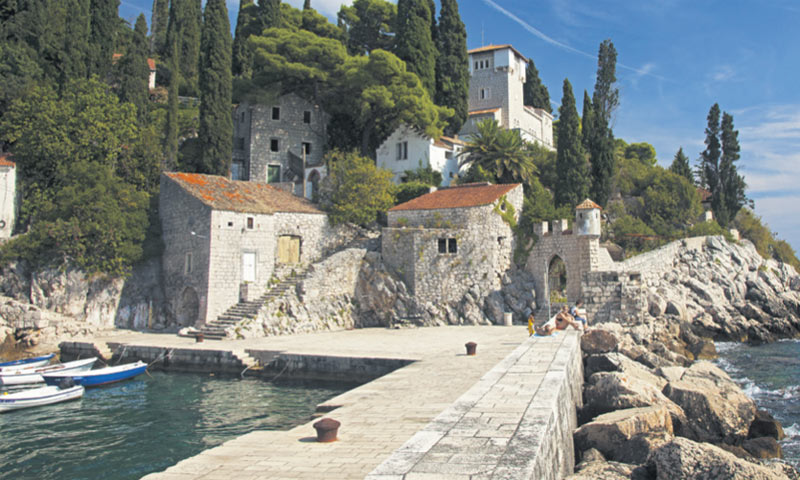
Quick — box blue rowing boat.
[42,361,147,387]
[0,354,55,371]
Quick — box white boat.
[0,385,84,412]
[43,361,147,387]
[0,353,55,372]
[0,358,98,386]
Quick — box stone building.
[159,172,328,327]
[376,124,467,186]
[382,183,523,304]
[458,44,554,150]
[232,93,328,199]
[0,153,15,240]
[524,199,615,314]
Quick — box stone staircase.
[197,266,310,340]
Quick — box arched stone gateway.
[176,287,199,327]
[548,255,567,304]
[306,169,321,199]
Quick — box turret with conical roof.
[575,199,601,236]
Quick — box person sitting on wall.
[535,306,581,336]
[570,300,588,329]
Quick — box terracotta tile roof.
[697,187,712,202]
[440,136,466,146]
[576,199,602,210]
[0,153,15,168]
[468,44,528,61]
[468,108,501,116]
[164,172,323,215]
[390,183,520,212]
[147,58,156,70]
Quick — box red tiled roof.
[468,44,528,62]
[147,58,156,70]
[0,153,15,168]
[468,108,501,116]
[165,172,323,215]
[390,183,520,212]
[440,136,466,146]
[576,199,601,210]
[697,187,712,202]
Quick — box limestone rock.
[616,431,673,465]
[663,361,756,443]
[566,459,639,480]
[581,329,619,355]
[648,437,790,480]
[573,405,673,460]
[750,409,786,440]
[648,292,667,317]
[743,437,783,459]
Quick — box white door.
[242,252,256,283]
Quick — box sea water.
[715,339,800,467]
[0,371,354,480]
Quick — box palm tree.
[459,119,537,185]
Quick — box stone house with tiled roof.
[382,183,523,304]
[0,153,15,239]
[458,44,554,150]
[376,124,467,186]
[159,172,328,327]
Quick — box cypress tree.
[669,147,693,183]
[166,0,202,96]
[62,0,91,82]
[232,0,257,78]
[117,14,150,121]
[260,0,282,29]
[701,103,722,215]
[165,30,180,170]
[555,79,589,208]
[87,0,118,79]
[198,0,232,176]
[394,0,436,99]
[303,0,311,10]
[588,39,619,207]
[151,0,169,55]
[719,111,748,226]
[581,90,593,152]
[523,59,551,113]
[434,0,468,135]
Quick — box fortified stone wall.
[159,177,212,327]
[581,270,647,324]
[615,236,706,285]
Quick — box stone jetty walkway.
[74,326,568,480]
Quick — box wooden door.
[278,236,300,264]
[242,252,256,282]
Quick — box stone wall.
[615,236,706,285]
[581,270,647,324]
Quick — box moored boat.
[42,361,147,387]
[0,354,55,372]
[0,358,98,386]
[0,384,85,412]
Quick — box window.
[246,217,254,230]
[272,107,280,120]
[227,221,234,227]
[236,137,245,150]
[474,61,479,70]
[270,139,279,152]
[396,141,408,160]
[231,161,245,180]
[267,165,281,183]
[240,111,245,122]
[302,142,312,155]
[438,238,457,254]
[480,88,490,100]
[184,253,193,274]
[303,111,311,124]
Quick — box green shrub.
[394,181,431,205]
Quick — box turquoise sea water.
[0,371,354,480]
[716,339,800,467]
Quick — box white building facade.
[376,125,466,186]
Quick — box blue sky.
[120,0,800,253]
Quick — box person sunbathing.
[535,306,581,336]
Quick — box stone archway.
[306,169,321,200]
[547,255,567,305]
[176,287,199,327]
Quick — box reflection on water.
[0,371,354,480]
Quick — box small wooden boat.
[0,358,98,386]
[42,361,147,388]
[0,354,55,372]
[0,385,85,412]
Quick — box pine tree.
[394,0,436,99]
[198,0,232,176]
[588,39,619,207]
[337,0,397,56]
[151,0,169,55]
[523,59,551,113]
[117,14,150,121]
[719,111,748,226]
[555,79,589,208]
[701,103,722,219]
[232,0,257,78]
[669,147,693,183]
[166,0,202,96]
[87,0,118,78]
[434,0,468,136]
[581,90,593,152]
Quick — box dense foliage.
[554,79,588,208]
[523,59,551,113]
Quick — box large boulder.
[565,459,642,480]
[573,405,673,460]
[581,329,619,355]
[647,437,792,480]
[743,437,783,459]
[749,409,786,440]
[663,361,756,443]
[615,431,673,465]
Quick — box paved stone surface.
[83,326,529,480]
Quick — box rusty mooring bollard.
[195,333,204,343]
[465,342,477,356]
[314,418,340,442]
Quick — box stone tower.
[575,199,602,236]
